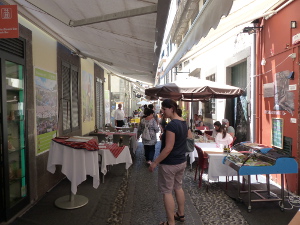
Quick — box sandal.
[159,222,169,225]
[174,212,185,222]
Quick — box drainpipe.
[250,30,256,143]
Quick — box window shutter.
[96,79,104,128]
[0,38,24,58]
[96,81,101,128]
[62,63,71,131]
[71,67,79,129]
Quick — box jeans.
[144,145,155,161]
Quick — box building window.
[205,74,216,115]
[183,60,189,68]
[62,62,79,132]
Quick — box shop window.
[62,62,79,132]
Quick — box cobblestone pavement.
[9,140,298,225]
[122,141,247,225]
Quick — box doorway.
[227,61,248,143]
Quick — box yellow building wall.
[18,16,58,151]
[81,59,95,135]
[19,16,57,73]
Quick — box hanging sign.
[292,33,300,45]
[0,5,19,38]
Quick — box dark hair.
[148,104,154,109]
[161,99,182,116]
[214,121,222,127]
[220,124,228,139]
[144,108,154,117]
[177,109,182,117]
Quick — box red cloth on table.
[52,138,99,151]
[102,143,125,158]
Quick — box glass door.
[5,61,27,207]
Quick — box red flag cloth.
[102,143,125,158]
[52,137,99,151]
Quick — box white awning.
[161,0,234,79]
[6,0,171,84]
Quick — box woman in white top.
[215,124,233,146]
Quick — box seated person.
[222,119,235,137]
[215,124,233,146]
[205,121,221,141]
[194,114,203,127]
[198,115,204,126]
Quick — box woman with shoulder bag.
[149,99,188,225]
[138,108,159,164]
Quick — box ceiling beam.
[70,5,157,27]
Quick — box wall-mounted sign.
[0,5,19,38]
[263,82,274,97]
[289,84,297,91]
[264,110,286,116]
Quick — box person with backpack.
[137,108,159,165]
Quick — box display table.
[98,144,132,182]
[47,140,100,209]
[207,153,237,181]
[188,142,237,180]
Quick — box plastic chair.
[229,136,236,148]
[194,146,209,189]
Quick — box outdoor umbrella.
[145,77,244,129]
[145,78,244,100]
[137,100,152,105]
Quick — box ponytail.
[177,108,182,117]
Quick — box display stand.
[55,190,88,209]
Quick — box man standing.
[115,103,125,127]
[222,119,235,137]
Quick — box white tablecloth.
[188,142,220,165]
[47,141,100,195]
[99,146,133,175]
[208,153,237,181]
[187,142,237,180]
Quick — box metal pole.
[250,30,256,142]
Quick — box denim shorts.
[158,161,187,194]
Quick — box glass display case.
[6,60,27,207]
[0,59,28,221]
